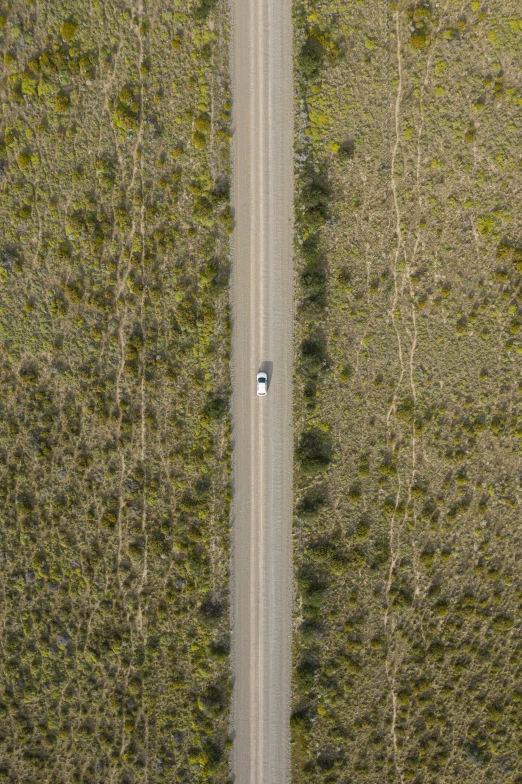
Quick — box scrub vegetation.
[293,1,522,783]
[0,0,231,782]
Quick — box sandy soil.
[229,0,294,781]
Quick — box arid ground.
[292,1,522,782]
[0,1,232,781]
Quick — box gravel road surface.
[230,0,293,782]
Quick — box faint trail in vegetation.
[384,10,405,784]
[100,3,152,770]
[407,4,443,610]
[407,236,421,600]
[133,2,150,777]
[385,19,405,437]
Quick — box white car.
[256,371,268,396]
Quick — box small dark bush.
[301,235,321,265]
[194,0,217,21]
[211,635,230,659]
[290,704,311,729]
[200,684,226,717]
[295,653,319,691]
[204,396,227,420]
[199,596,225,622]
[300,265,326,288]
[300,238,327,311]
[299,34,325,79]
[301,330,328,375]
[297,427,332,471]
[203,737,224,770]
[297,565,327,597]
[297,486,327,520]
[339,138,355,159]
[301,173,330,225]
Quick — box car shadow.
[259,360,273,389]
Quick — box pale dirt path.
[230,0,294,781]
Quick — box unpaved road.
[230,0,293,781]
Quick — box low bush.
[296,428,332,472]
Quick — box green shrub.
[203,396,227,421]
[60,20,78,40]
[192,131,207,149]
[300,171,330,226]
[195,114,211,134]
[296,428,332,472]
[301,331,328,374]
[410,30,428,49]
[297,486,327,520]
[193,196,213,225]
[194,0,217,21]
[299,34,325,79]
[54,93,70,113]
[17,153,31,169]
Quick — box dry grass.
[293,1,522,782]
[0,1,232,782]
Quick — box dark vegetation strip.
[292,2,339,769]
